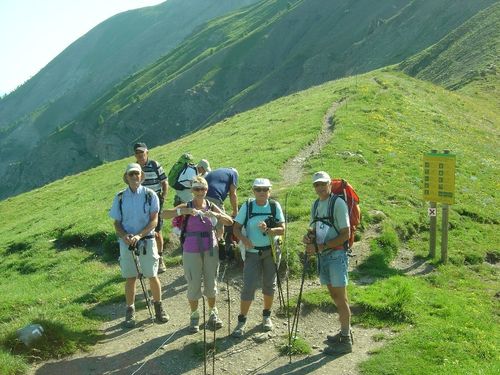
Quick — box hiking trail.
[28,101,428,374]
[281,100,345,186]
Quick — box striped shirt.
[141,159,167,194]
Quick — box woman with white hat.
[232,178,285,337]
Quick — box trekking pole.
[290,251,309,342]
[283,191,292,363]
[212,315,216,375]
[129,243,154,322]
[202,295,207,375]
[270,237,285,309]
[226,263,231,336]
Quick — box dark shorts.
[241,250,277,300]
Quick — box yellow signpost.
[423,150,456,263]
[423,152,456,204]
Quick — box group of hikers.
[109,142,355,356]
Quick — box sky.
[0,0,165,96]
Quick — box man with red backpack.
[303,171,358,355]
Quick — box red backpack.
[313,179,361,250]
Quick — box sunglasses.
[192,187,207,192]
[128,171,140,176]
[253,187,269,192]
[134,150,145,154]
[313,181,328,187]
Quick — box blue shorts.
[318,250,349,287]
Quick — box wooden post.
[429,201,437,258]
[441,204,449,263]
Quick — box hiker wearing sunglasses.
[109,163,169,328]
[162,176,233,332]
[232,178,285,337]
[303,171,352,355]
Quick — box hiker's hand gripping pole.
[303,228,318,255]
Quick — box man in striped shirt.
[134,143,169,273]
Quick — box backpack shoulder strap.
[269,199,277,220]
[144,187,155,206]
[117,189,126,221]
[312,198,320,221]
[328,194,340,235]
[151,160,161,179]
[180,201,193,243]
[243,199,252,229]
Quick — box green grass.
[0,66,498,374]
[279,336,311,356]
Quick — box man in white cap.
[109,163,169,328]
[303,171,352,355]
[232,178,285,337]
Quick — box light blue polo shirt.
[109,185,159,235]
[235,198,285,253]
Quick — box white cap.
[123,163,144,183]
[252,178,272,187]
[312,171,331,183]
[125,163,142,174]
[197,159,211,172]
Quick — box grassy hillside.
[399,2,499,91]
[0,66,498,373]
[2,0,496,200]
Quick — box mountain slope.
[0,0,258,190]
[0,65,498,373]
[398,2,499,90]
[2,0,495,200]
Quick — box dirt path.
[281,100,345,186]
[29,101,400,375]
[30,261,389,375]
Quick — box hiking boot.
[154,301,169,323]
[208,309,223,330]
[262,316,273,331]
[232,320,247,338]
[158,256,166,274]
[324,332,353,355]
[326,330,354,344]
[124,306,136,328]
[189,311,200,333]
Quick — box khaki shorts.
[183,248,220,301]
[119,239,159,278]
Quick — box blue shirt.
[206,168,238,202]
[109,185,159,235]
[235,198,284,253]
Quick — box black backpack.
[242,199,278,229]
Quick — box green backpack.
[168,153,196,190]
